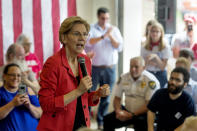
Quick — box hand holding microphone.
[78,57,92,93]
[78,76,92,94]
[78,57,110,97]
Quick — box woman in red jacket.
[37,16,110,131]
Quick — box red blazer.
[37,48,99,131]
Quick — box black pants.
[103,111,147,131]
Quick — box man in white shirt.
[85,7,123,129]
[103,56,159,131]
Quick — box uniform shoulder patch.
[148,81,156,89]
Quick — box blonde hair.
[176,57,190,71]
[181,116,197,131]
[144,22,166,51]
[59,16,90,44]
[145,19,157,37]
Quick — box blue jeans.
[149,70,167,88]
[91,65,116,126]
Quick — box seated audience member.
[176,57,191,71]
[0,63,42,131]
[0,44,40,94]
[181,116,197,131]
[141,22,171,88]
[179,48,197,81]
[147,67,196,131]
[16,34,41,79]
[104,56,160,131]
[175,57,197,112]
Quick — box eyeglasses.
[6,73,21,78]
[150,30,160,33]
[69,31,88,38]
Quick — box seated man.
[148,67,196,131]
[0,63,42,131]
[179,48,197,82]
[104,56,160,131]
[0,43,40,94]
[175,57,197,112]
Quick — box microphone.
[78,57,87,77]
[78,57,90,93]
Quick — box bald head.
[6,44,25,63]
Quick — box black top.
[72,76,86,131]
[148,88,196,131]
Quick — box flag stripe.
[68,0,76,16]
[41,0,53,62]
[33,0,43,66]
[0,0,76,66]
[52,0,60,53]
[59,0,68,24]
[12,0,22,42]
[0,0,3,65]
[22,0,34,53]
[2,0,14,64]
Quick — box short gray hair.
[130,56,145,66]
[16,34,30,45]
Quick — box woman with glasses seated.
[37,16,110,131]
[0,63,42,131]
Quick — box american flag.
[0,0,76,66]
